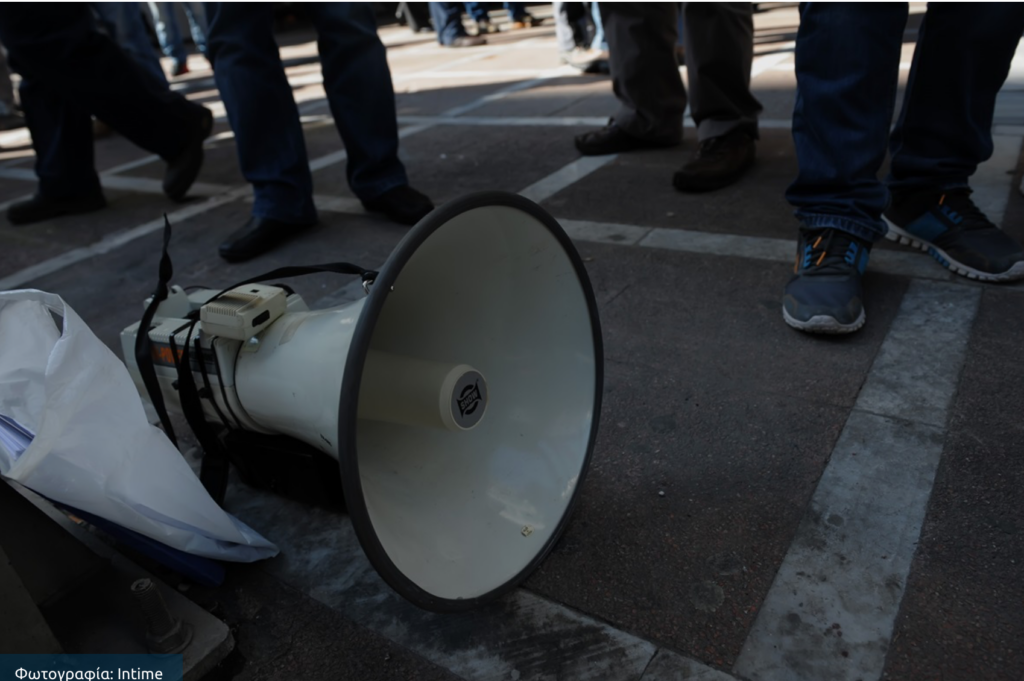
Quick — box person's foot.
[510,14,542,29]
[672,128,755,192]
[475,18,497,34]
[362,185,434,225]
[783,227,872,334]
[218,216,316,262]
[163,106,214,202]
[171,61,190,77]
[447,35,487,47]
[884,187,1024,282]
[575,123,680,156]
[7,192,107,226]
[561,47,609,74]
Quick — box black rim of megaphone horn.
[338,190,604,612]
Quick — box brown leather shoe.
[672,128,755,192]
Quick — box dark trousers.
[206,2,408,224]
[787,3,1024,242]
[600,2,761,145]
[0,5,205,199]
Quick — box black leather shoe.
[7,192,107,226]
[164,106,214,201]
[361,185,434,225]
[218,216,315,262]
[575,123,680,156]
[672,128,755,193]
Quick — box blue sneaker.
[783,228,871,334]
[884,187,1024,281]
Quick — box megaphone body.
[122,192,603,611]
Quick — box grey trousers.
[601,2,762,144]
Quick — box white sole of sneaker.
[782,307,866,334]
[883,217,1024,282]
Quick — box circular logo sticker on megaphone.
[451,370,487,429]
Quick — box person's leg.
[430,2,476,44]
[881,3,1024,281]
[0,4,210,221]
[308,3,407,200]
[91,2,169,88]
[463,2,487,22]
[782,3,907,334]
[148,3,188,67]
[206,2,315,225]
[672,2,762,192]
[889,4,1024,191]
[554,2,580,53]
[575,3,685,154]
[18,78,101,202]
[181,3,208,55]
[786,3,906,243]
[589,1,606,51]
[0,42,24,129]
[684,2,760,142]
[0,5,204,161]
[308,3,432,224]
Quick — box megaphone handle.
[210,263,379,302]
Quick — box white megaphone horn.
[122,191,603,611]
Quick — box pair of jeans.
[206,3,408,225]
[429,2,468,45]
[147,2,208,67]
[787,3,1024,243]
[0,4,206,199]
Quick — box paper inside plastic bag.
[0,289,277,562]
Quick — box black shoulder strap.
[134,216,179,447]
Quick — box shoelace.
[797,229,863,275]
[936,189,995,231]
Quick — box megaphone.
[121,191,603,611]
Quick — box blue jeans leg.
[886,3,1024,192]
[590,2,606,51]
[0,3,202,195]
[431,2,467,44]
[148,2,188,66]
[307,3,407,200]
[206,3,316,224]
[463,2,487,22]
[785,3,907,243]
[182,2,209,54]
[91,2,169,89]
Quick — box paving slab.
[880,287,1024,681]
[525,242,909,670]
[471,75,616,118]
[187,565,463,681]
[312,123,595,205]
[539,129,798,241]
[0,189,211,281]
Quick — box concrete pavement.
[2,5,1022,681]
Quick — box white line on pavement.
[733,279,981,681]
[518,155,619,203]
[0,187,251,292]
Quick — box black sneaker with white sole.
[782,227,872,334]
[884,187,1024,281]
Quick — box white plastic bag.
[0,289,277,562]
